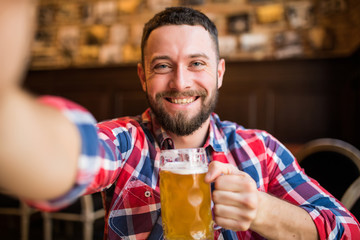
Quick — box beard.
[146,87,218,136]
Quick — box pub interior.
[1,0,359,239]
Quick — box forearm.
[251,191,319,240]
[0,88,80,200]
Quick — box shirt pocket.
[108,176,161,239]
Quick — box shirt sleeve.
[26,96,106,211]
[261,132,360,240]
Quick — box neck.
[168,118,210,149]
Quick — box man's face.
[138,25,225,136]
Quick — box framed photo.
[58,26,80,61]
[109,24,129,44]
[227,13,250,34]
[85,25,108,45]
[273,31,304,58]
[255,4,284,24]
[99,44,123,64]
[219,35,238,56]
[307,27,335,50]
[274,45,303,59]
[37,4,56,26]
[273,30,301,48]
[34,30,53,48]
[94,1,118,24]
[240,33,269,52]
[285,1,315,29]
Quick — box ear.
[137,63,147,92]
[217,58,225,89]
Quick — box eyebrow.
[150,53,210,65]
[150,55,171,66]
[189,53,210,60]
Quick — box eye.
[189,61,206,71]
[153,63,172,74]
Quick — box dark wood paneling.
[216,90,258,129]
[114,91,148,118]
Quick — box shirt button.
[145,191,151,198]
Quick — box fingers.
[205,161,256,192]
[205,161,259,232]
[205,160,241,183]
[213,191,257,231]
[214,174,256,192]
[212,189,258,231]
[213,215,252,232]
[213,189,258,209]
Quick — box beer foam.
[161,162,207,174]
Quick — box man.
[0,2,359,239]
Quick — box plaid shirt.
[30,96,360,240]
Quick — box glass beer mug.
[159,148,214,240]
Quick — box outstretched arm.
[0,88,81,201]
[0,0,81,201]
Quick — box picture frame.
[227,13,250,34]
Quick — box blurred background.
[24,0,360,149]
[1,0,360,239]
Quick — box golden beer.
[160,148,214,240]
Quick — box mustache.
[155,90,207,100]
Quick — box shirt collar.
[141,109,174,150]
[205,113,228,153]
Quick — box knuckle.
[214,216,227,228]
[242,180,256,191]
[212,190,221,203]
[213,204,224,215]
[242,212,255,222]
[237,221,251,231]
[227,220,250,232]
[214,178,222,189]
[242,194,258,209]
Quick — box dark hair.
[140,7,219,66]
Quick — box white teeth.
[171,98,195,104]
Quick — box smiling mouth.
[165,97,199,105]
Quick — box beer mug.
[159,148,214,240]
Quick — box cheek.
[145,72,173,93]
[194,70,218,92]
[145,78,166,98]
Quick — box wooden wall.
[23,49,360,149]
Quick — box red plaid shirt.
[30,96,360,239]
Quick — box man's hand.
[205,161,319,240]
[205,161,259,231]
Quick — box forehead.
[144,25,216,61]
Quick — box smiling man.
[1,4,359,240]
[138,24,224,146]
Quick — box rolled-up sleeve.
[263,132,360,239]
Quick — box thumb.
[205,161,241,183]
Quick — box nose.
[169,65,192,91]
